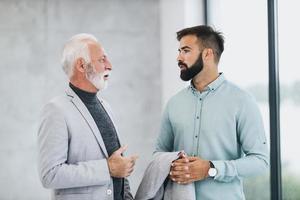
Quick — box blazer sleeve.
[37,102,111,189]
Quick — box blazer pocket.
[56,193,91,200]
[55,186,90,195]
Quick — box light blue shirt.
[155,73,269,200]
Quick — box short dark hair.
[176,25,224,63]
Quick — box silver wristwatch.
[208,161,217,178]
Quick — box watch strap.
[209,161,215,168]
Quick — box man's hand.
[169,154,190,183]
[170,156,210,184]
[108,145,138,178]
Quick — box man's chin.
[96,82,108,91]
[89,78,108,91]
[180,73,192,81]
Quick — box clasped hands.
[169,152,210,184]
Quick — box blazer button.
[107,189,112,195]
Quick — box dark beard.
[179,53,203,81]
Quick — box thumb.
[113,145,128,156]
[188,156,198,162]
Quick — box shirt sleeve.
[154,102,174,153]
[212,96,269,182]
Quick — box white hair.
[61,33,98,78]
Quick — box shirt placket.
[192,90,209,157]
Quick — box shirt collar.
[207,72,226,91]
[189,72,226,93]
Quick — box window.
[278,0,300,199]
[208,1,270,199]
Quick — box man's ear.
[202,48,214,61]
[74,58,85,73]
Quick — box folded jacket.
[135,152,195,200]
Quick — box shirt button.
[107,189,112,195]
[199,98,202,101]
[196,116,199,119]
[195,135,198,138]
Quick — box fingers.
[170,165,190,176]
[173,158,189,165]
[170,166,193,184]
[170,156,206,184]
[170,157,192,184]
[172,159,189,168]
[129,155,139,162]
[112,145,128,156]
[178,151,187,158]
[126,159,135,169]
[123,154,139,177]
[108,148,139,178]
[170,163,190,182]
[170,170,190,177]
[123,159,136,177]
[126,167,135,177]
[188,156,198,162]
[124,154,138,166]
[170,173,191,183]
[172,165,189,172]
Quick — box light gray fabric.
[37,87,126,200]
[135,152,196,200]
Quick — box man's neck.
[70,77,98,93]
[192,69,219,92]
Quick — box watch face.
[208,168,217,177]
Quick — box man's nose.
[177,53,182,62]
[105,59,112,71]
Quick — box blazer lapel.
[66,87,109,158]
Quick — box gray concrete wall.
[0,0,161,199]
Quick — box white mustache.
[103,71,111,76]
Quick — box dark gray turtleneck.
[70,83,123,200]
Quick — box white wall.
[160,0,206,107]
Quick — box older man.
[38,34,137,200]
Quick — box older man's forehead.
[88,42,106,58]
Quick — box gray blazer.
[135,152,195,200]
[37,87,132,200]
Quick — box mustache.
[178,61,188,68]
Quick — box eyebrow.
[178,46,192,51]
